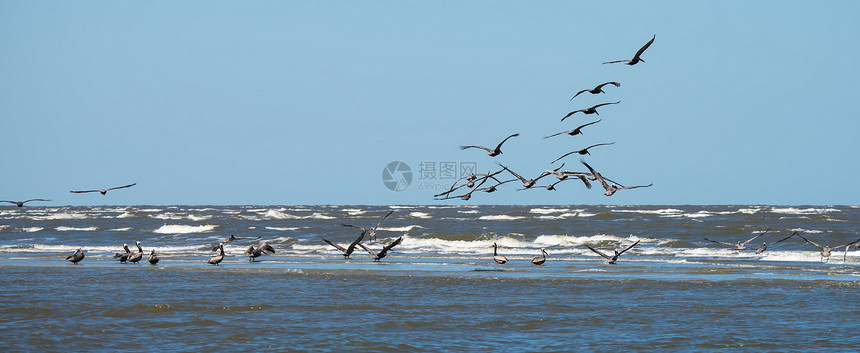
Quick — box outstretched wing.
[593,101,620,109]
[381,237,403,254]
[617,240,641,255]
[374,211,394,230]
[585,245,612,260]
[107,183,137,191]
[358,244,377,257]
[795,233,824,250]
[561,109,585,121]
[495,133,519,151]
[569,88,590,101]
[766,232,796,246]
[632,35,656,61]
[70,189,100,194]
[704,238,736,247]
[543,130,571,139]
[346,231,366,254]
[596,82,621,89]
[460,145,493,153]
[741,228,770,247]
[321,237,347,252]
[551,150,579,164]
[602,59,631,65]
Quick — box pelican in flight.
[551,143,615,163]
[586,240,640,264]
[1,199,50,207]
[603,35,655,66]
[570,82,621,101]
[208,243,225,265]
[492,242,507,264]
[580,159,652,196]
[321,229,366,258]
[531,248,548,265]
[127,241,144,264]
[244,242,275,262]
[66,248,85,264]
[358,236,403,262]
[113,244,131,263]
[343,210,394,242]
[70,183,136,195]
[498,163,552,189]
[704,228,771,250]
[561,102,619,121]
[460,133,519,157]
[751,231,796,255]
[544,120,601,139]
[796,233,860,262]
[148,249,160,265]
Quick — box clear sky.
[2,1,858,206]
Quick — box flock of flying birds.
[434,35,657,202]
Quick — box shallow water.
[1,205,859,351]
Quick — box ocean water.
[1,205,859,351]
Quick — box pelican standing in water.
[603,35,655,66]
[796,233,860,262]
[704,228,771,250]
[66,248,85,264]
[321,229,366,258]
[531,248,548,265]
[113,244,131,263]
[127,241,144,264]
[586,240,640,264]
[358,236,403,262]
[244,242,275,262]
[460,133,519,157]
[1,199,50,207]
[70,183,137,195]
[492,242,508,264]
[208,243,225,265]
[148,249,160,265]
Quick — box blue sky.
[1,1,858,206]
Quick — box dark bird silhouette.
[603,35,655,65]
[208,243,225,265]
[212,234,262,251]
[551,143,615,163]
[244,243,275,262]
[751,231,796,255]
[460,133,519,157]
[570,82,621,101]
[1,199,50,207]
[127,241,144,264]
[321,229,366,258]
[544,120,601,139]
[66,248,85,264]
[434,170,505,198]
[492,242,507,264]
[358,237,403,262]
[796,233,860,262]
[343,211,394,242]
[580,159,652,196]
[531,248,548,265]
[113,244,131,263]
[562,102,620,121]
[704,228,771,250]
[586,240,640,264]
[498,163,552,189]
[70,183,136,195]
[148,249,160,265]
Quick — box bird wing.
[766,232,796,246]
[70,189,100,193]
[597,82,621,89]
[460,145,493,153]
[593,101,620,109]
[618,183,653,191]
[321,237,347,252]
[561,109,585,121]
[374,211,394,230]
[585,245,612,260]
[580,160,611,191]
[543,130,571,139]
[575,119,602,132]
[704,238,736,247]
[834,237,860,249]
[741,228,770,247]
[569,88,590,101]
[341,224,368,232]
[381,237,403,253]
[796,233,824,250]
[346,231,366,254]
[617,240,641,255]
[584,142,615,151]
[494,133,519,151]
[551,150,579,164]
[107,183,137,191]
[358,244,377,257]
[498,164,527,183]
[602,59,631,65]
[259,243,275,254]
[23,199,50,203]
[632,35,656,61]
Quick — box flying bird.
[358,236,403,262]
[751,231,796,255]
[66,248,85,264]
[544,120,601,139]
[321,229,366,259]
[1,199,50,207]
[492,242,507,264]
[70,183,137,195]
[343,210,394,242]
[570,82,621,101]
[580,159,652,196]
[796,233,860,262]
[498,163,552,189]
[551,143,615,163]
[208,243,225,265]
[704,228,772,250]
[561,102,620,121]
[586,240,640,264]
[460,133,519,157]
[531,248,548,265]
[603,35,655,65]
[244,243,275,262]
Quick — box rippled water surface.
[1,205,859,351]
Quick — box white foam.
[611,208,685,216]
[117,212,134,218]
[478,215,525,221]
[409,212,433,219]
[770,207,840,215]
[379,225,424,232]
[458,210,481,214]
[29,212,88,221]
[341,208,366,215]
[188,214,212,221]
[790,228,824,234]
[109,227,133,231]
[153,224,218,234]
[266,226,300,231]
[55,226,98,232]
[21,227,44,232]
[537,212,579,220]
[529,208,568,214]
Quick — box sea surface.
[1,205,859,351]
